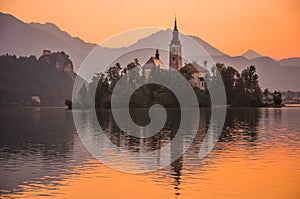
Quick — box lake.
[0,107,299,198]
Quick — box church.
[142,18,208,90]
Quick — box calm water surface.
[0,107,299,198]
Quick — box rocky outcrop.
[38,50,75,80]
[0,51,86,107]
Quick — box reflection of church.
[142,18,208,90]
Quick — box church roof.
[143,57,166,70]
[183,62,209,73]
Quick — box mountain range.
[0,12,299,91]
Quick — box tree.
[0,52,75,107]
[106,62,122,91]
[273,91,282,106]
[78,83,89,107]
[215,63,238,104]
[125,60,141,85]
[65,99,72,109]
[179,67,192,80]
[232,65,262,107]
[90,72,110,108]
[194,87,211,107]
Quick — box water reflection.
[91,108,262,196]
[0,107,300,199]
[219,108,260,143]
[171,157,182,197]
[72,108,200,172]
[0,108,90,194]
[96,109,181,153]
[91,108,264,171]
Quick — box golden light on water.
[6,137,300,199]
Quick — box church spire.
[174,16,178,31]
[169,17,182,71]
[170,16,180,45]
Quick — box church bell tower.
[169,17,182,71]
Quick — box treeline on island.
[0,53,282,108]
[73,59,282,109]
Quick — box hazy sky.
[1,0,299,59]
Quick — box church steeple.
[169,17,182,71]
[171,17,180,45]
[174,17,178,31]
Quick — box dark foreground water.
[0,107,299,199]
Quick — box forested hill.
[0,51,84,107]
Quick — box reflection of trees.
[96,109,181,152]
[170,125,183,197]
[186,108,211,156]
[219,108,261,144]
[273,108,282,124]
[96,107,261,193]
[96,108,207,196]
[96,107,262,164]
[170,157,183,197]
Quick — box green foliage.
[193,87,211,107]
[0,53,74,107]
[215,63,238,104]
[273,91,282,106]
[261,89,282,107]
[77,83,89,107]
[106,62,122,91]
[77,59,273,109]
[92,73,109,108]
[179,67,192,80]
[231,65,263,107]
[0,51,273,109]
[65,99,72,109]
[128,67,182,108]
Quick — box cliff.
[0,51,84,107]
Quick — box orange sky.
[0,0,299,59]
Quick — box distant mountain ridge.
[0,12,96,70]
[279,57,300,67]
[29,22,96,51]
[242,49,262,59]
[0,12,299,90]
